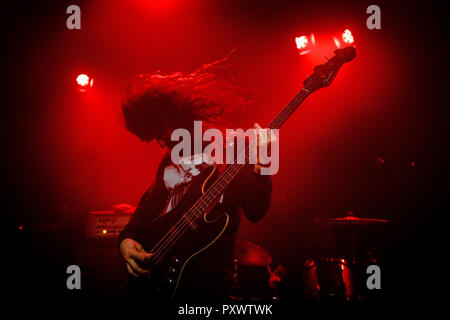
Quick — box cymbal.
[314,215,388,226]
[234,240,272,266]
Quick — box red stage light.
[342,29,354,44]
[295,36,308,49]
[76,74,90,86]
[295,34,315,55]
[76,74,94,92]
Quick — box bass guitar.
[131,46,356,300]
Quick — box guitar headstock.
[303,46,356,93]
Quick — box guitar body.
[130,164,230,300]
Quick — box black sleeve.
[236,165,273,223]
[118,159,169,245]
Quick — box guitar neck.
[189,88,311,218]
[267,88,310,129]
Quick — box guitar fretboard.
[189,88,311,218]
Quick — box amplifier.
[86,211,132,239]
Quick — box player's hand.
[253,123,276,174]
[119,238,153,277]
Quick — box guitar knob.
[170,257,181,264]
[168,267,177,274]
[166,277,174,286]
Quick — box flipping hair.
[122,49,254,142]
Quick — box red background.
[3,0,447,303]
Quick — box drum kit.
[231,211,388,302]
[230,240,282,300]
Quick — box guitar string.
[145,89,309,269]
[146,88,306,258]
[144,151,248,272]
[145,89,310,270]
[145,89,310,268]
[146,148,251,270]
[145,95,309,273]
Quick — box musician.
[118,60,273,301]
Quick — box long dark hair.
[122,50,254,142]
